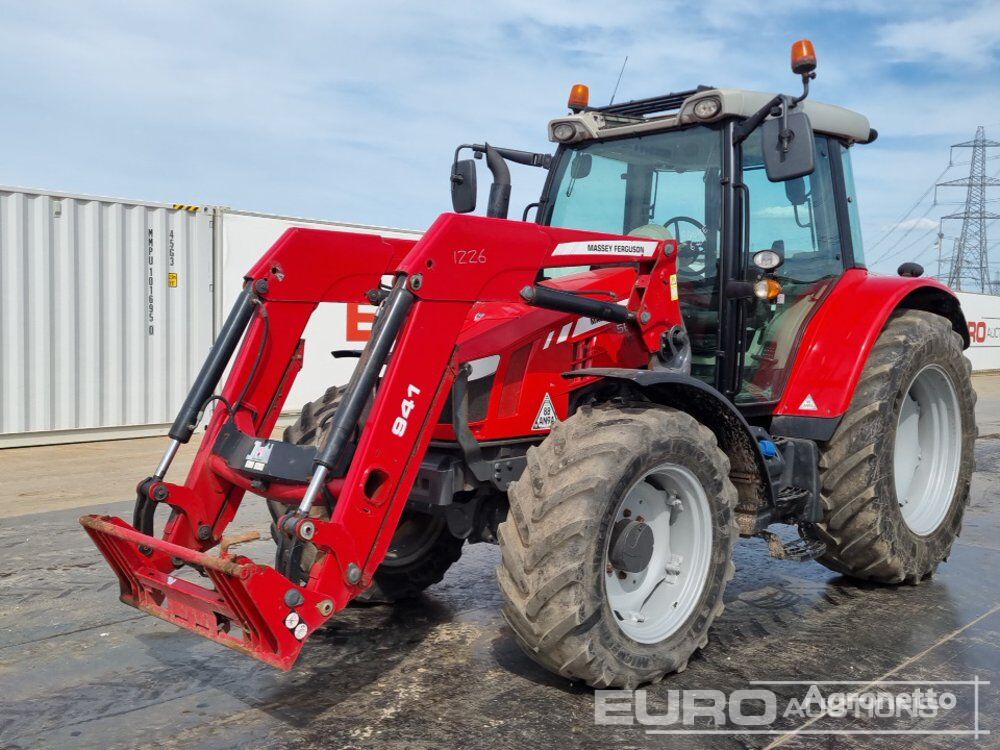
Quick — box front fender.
[568,368,773,509]
[776,269,967,420]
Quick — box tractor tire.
[274,385,463,603]
[497,403,738,688]
[282,383,346,445]
[813,310,976,584]
[353,513,464,604]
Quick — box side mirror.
[762,110,815,182]
[451,159,477,213]
[570,152,592,180]
[784,177,807,206]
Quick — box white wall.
[218,210,421,412]
[956,291,1000,372]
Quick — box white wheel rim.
[604,463,713,644]
[893,364,962,536]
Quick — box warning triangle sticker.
[799,394,818,411]
[531,393,559,430]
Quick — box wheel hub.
[608,519,655,573]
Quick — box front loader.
[83,40,976,687]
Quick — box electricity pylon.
[937,127,1000,293]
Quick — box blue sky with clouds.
[2,1,998,275]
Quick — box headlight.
[552,122,578,142]
[752,249,783,270]
[692,97,722,120]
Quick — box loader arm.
[81,213,677,669]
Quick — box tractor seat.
[627,223,673,241]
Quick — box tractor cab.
[452,40,876,411]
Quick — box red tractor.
[82,40,976,688]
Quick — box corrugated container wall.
[0,187,213,447]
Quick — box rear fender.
[568,368,773,512]
[776,269,967,422]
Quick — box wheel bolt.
[617,571,627,580]
[622,509,632,518]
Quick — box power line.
[877,224,940,266]
[867,164,951,253]
[871,202,939,264]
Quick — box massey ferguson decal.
[552,239,658,258]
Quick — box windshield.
[543,126,725,384]
[545,126,723,243]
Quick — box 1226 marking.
[453,248,487,265]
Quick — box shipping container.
[0,186,214,447]
[216,208,421,413]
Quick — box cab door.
[734,133,852,406]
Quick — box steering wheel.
[663,216,707,276]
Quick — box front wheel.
[497,404,738,688]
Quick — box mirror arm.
[462,143,552,170]
[491,146,552,169]
[733,94,783,146]
[733,68,815,147]
[453,143,477,162]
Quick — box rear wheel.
[814,310,976,583]
[274,385,463,602]
[497,403,738,688]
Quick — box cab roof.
[549,86,875,146]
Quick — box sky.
[2,1,999,277]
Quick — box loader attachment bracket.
[81,514,331,669]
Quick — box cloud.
[755,206,796,219]
[892,217,939,232]
[0,0,996,263]
[878,2,1000,68]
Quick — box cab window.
[737,133,846,403]
[839,143,866,267]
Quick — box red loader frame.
[81,213,679,669]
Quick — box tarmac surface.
[2,376,1000,749]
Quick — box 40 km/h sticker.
[532,393,559,431]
